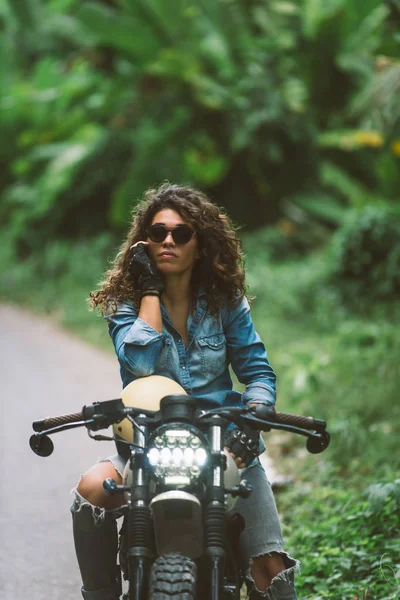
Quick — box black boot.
[71,493,122,600]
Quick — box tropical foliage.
[1,0,399,256]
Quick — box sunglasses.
[146,224,196,244]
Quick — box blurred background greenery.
[1,0,399,597]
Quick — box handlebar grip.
[32,412,83,433]
[274,412,326,431]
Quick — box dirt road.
[0,305,121,600]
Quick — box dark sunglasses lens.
[173,226,194,244]
[148,225,167,242]
[148,225,194,244]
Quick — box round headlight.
[147,424,208,486]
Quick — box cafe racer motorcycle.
[30,375,330,600]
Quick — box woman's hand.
[227,402,275,468]
[228,450,247,470]
[224,424,260,469]
[129,242,164,297]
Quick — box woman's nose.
[163,232,175,244]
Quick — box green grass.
[1,233,399,598]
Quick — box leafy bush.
[278,477,400,599]
[329,204,400,300]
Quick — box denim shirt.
[105,291,276,415]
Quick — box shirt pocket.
[198,333,227,378]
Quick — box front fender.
[150,491,203,558]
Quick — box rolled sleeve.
[106,304,165,377]
[242,381,275,406]
[223,298,276,406]
[123,318,164,347]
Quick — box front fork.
[207,416,228,600]
[126,416,153,600]
[126,415,230,600]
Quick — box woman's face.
[146,209,199,278]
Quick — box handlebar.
[272,412,326,432]
[32,406,325,435]
[32,399,126,434]
[30,397,330,458]
[33,412,84,432]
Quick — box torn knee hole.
[70,489,106,524]
[246,552,299,592]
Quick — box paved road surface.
[0,304,279,600]
[0,305,121,600]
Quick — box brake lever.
[83,398,126,431]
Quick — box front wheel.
[149,553,197,600]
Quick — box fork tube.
[211,421,223,486]
[128,415,152,600]
[207,417,226,600]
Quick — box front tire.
[149,553,197,600]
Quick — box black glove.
[129,244,164,297]
[249,401,276,421]
[224,424,260,468]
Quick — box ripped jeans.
[71,456,299,600]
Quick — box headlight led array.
[147,428,208,485]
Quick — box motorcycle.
[29,375,330,600]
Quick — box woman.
[71,183,299,600]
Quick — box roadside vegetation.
[244,221,400,599]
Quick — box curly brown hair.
[89,183,248,315]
